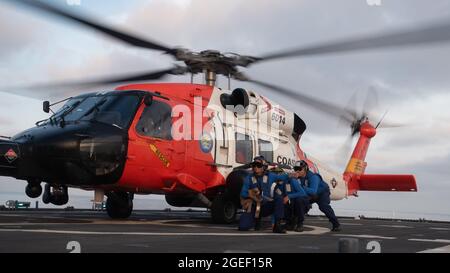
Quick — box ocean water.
[1,192,448,222]
[0,192,180,210]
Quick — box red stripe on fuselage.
[113,83,223,194]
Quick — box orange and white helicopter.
[3,0,440,223]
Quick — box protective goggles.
[294,166,306,171]
[251,162,264,168]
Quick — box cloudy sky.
[0,0,449,220]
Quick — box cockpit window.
[45,93,141,129]
[135,100,173,140]
[64,96,103,121]
[47,98,83,123]
[79,95,141,128]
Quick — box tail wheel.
[211,193,237,224]
[106,192,133,219]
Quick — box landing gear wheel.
[211,193,237,224]
[106,192,133,219]
[51,185,69,206]
[42,184,69,206]
[42,183,52,204]
[25,182,42,198]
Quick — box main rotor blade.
[241,76,357,123]
[1,67,186,100]
[256,18,450,62]
[6,0,176,54]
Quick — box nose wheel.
[25,180,42,198]
[42,183,69,206]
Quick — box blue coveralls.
[284,178,310,226]
[241,172,289,221]
[300,170,340,228]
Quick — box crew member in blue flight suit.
[240,156,289,233]
[295,160,341,231]
[284,165,310,232]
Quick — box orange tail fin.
[343,121,417,196]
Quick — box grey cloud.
[0,4,52,60]
[0,116,11,127]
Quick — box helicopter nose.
[0,140,21,177]
[7,122,128,186]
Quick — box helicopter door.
[212,112,230,167]
[134,99,185,171]
[233,129,254,166]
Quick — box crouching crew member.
[284,162,310,232]
[240,156,289,233]
[296,160,341,231]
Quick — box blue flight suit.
[284,178,310,226]
[299,170,340,228]
[241,172,289,221]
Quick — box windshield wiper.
[57,100,82,124]
[36,101,81,126]
[82,98,107,119]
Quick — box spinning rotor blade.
[7,0,176,54]
[375,110,406,129]
[362,86,379,118]
[256,19,450,62]
[241,76,356,123]
[335,134,354,166]
[377,122,405,128]
[337,86,380,132]
[337,92,358,128]
[2,67,186,98]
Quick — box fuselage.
[0,83,348,203]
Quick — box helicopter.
[4,0,446,223]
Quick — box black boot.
[295,223,304,232]
[286,223,297,231]
[286,217,298,231]
[254,218,262,231]
[331,218,341,231]
[273,220,287,234]
[331,224,341,232]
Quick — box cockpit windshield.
[43,92,141,129]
